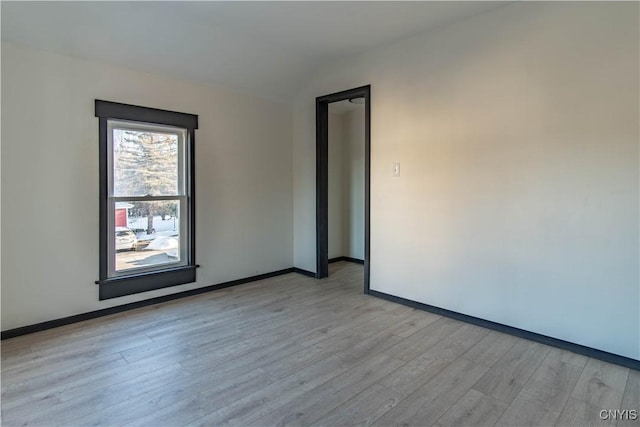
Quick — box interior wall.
[292,2,640,360]
[1,42,293,331]
[328,111,345,258]
[328,107,365,261]
[342,107,365,260]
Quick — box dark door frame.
[316,85,371,293]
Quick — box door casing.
[315,85,371,293]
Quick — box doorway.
[316,85,370,293]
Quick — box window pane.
[113,128,179,197]
[115,200,182,272]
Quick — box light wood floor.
[1,262,637,427]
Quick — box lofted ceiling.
[1,1,507,102]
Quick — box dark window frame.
[95,100,198,300]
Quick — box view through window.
[109,122,188,275]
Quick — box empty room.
[1,1,638,426]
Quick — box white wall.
[293,2,640,360]
[342,108,365,260]
[1,42,293,330]
[328,107,365,261]
[328,112,345,259]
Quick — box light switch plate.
[392,162,400,177]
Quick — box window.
[95,100,198,300]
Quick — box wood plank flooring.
[1,262,637,426]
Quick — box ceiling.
[329,99,364,115]
[1,1,507,102]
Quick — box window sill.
[97,265,197,300]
